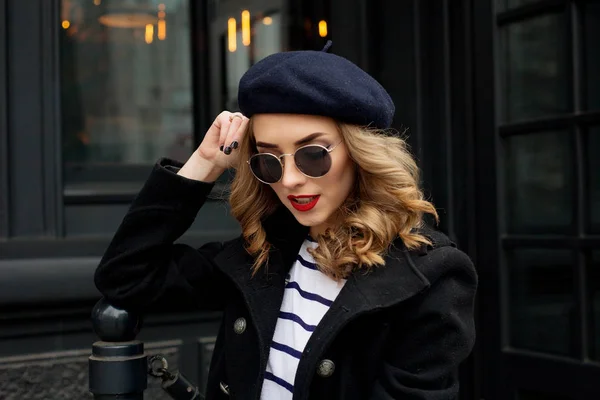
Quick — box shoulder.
[213,235,248,258]
[391,225,478,289]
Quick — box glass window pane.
[208,2,329,116]
[221,11,283,110]
[591,251,600,361]
[590,128,600,233]
[508,249,576,356]
[224,29,252,110]
[584,2,600,111]
[500,14,569,123]
[505,131,573,234]
[60,0,193,189]
[496,0,544,13]
[254,13,283,63]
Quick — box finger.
[230,117,249,150]
[223,114,244,154]
[203,112,232,154]
[206,111,230,143]
[217,113,234,152]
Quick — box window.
[222,11,283,110]
[591,251,600,361]
[60,0,193,195]
[590,127,600,232]
[500,13,568,123]
[206,0,330,119]
[508,249,575,356]
[496,0,542,13]
[504,131,573,234]
[584,2,600,111]
[495,1,600,396]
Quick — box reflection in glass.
[585,2,600,111]
[592,252,600,361]
[591,128,600,232]
[254,13,282,63]
[508,249,575,356]
[60,0,193,187]
[500,14,568,123]
[224,26,251,110]
[496,0,543,13]
[223,11,283,110]
[505,132,572,233]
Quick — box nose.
[280,156,307,189]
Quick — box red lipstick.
[287,195,320,212]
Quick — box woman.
[95,42,477,400]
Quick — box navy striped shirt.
[260,238,346,399]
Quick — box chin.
[288,209,327,228]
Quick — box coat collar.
[212,206,308,376]
[292,241,430,399]
[212,207,432,396]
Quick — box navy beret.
[238,41,395,129]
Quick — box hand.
[197,111,250,170]
[177,111,249,182]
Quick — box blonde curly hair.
[229,119,438,280]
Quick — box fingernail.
[223,146,232,155]
[219,145,224,151]
[231,141,239,149]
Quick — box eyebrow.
[255,132,327,149]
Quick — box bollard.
[89,298,148,399]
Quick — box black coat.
[95,159,478,400]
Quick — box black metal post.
[89,298,148,399]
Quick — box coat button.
[233,317,246,334]
[316,359,335,378]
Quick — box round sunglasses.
[247,141,342,184]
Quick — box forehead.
[252,114,339,144]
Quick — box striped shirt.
[260,237,346,399]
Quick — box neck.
[310,219,335,238]
[310,209,346,238]
[309,225,326,238]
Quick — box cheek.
[270,183,286,201]
[327,157,355,199]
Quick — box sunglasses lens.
[295,145,332,177]
[249,154,282,183]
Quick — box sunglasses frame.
[247,141,342,184]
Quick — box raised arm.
[94,111,249,311]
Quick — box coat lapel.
[213,242,285,371]
[212,205,434,399]
[212,206,309,374]
[292,243,431,399]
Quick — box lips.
[287,195,320,212]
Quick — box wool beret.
[237,41,395,129]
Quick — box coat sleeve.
[370,247,478,400]
[94,158,232,312]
